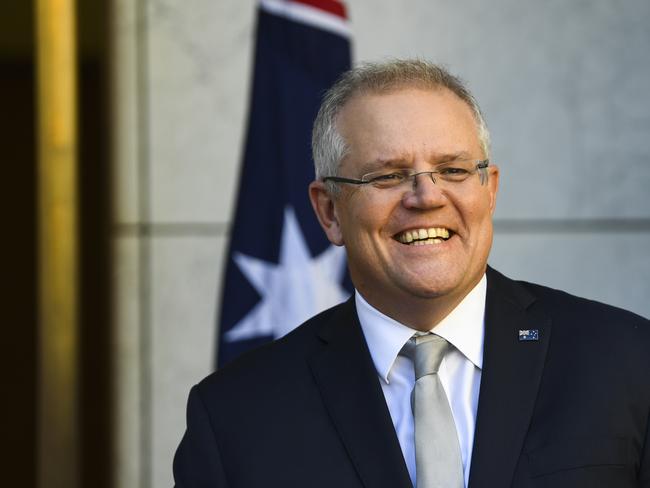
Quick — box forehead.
[337,87,482,170]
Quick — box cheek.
[339,192,410,246]
[340,214,373,249]
[455,195,495,249]
[341,196,382,234]
[467,199,495,252]
[339,202,395,260]
[464,191,494,221]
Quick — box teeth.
[412,238,443,246]
[397,227,450,244]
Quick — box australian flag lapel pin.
[518,329,539,342]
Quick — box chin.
[397,264,483,302]
[397,279,459,301]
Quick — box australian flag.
[217,0,352,367]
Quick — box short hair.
[311,59,491,191]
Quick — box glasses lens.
[361,160,486,190]
[364,169,410,189]
[436,160,477,182]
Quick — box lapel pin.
[518,329,539,341]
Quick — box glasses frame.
[322,159,490,189]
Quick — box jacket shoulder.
[489,266,648,326]
[521,279,648,326]
[488,267,650,343]
[196,300,350,395]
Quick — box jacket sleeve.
[173,384,230,487]
[640,410,650,487]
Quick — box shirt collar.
[356,275,486,384]
[432,275,486,370]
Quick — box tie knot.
[402,334,449,380]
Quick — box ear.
[487,165,499,215]
[308,180,344,246]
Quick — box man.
[174,60,650,487]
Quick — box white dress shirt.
[356,275,486,487]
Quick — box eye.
[439,167,469,175]
[367,171,408,188]
[373,172,404,181]
[438,166,471,181]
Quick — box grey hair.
[312,59,491,192]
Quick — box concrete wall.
[111,0,650,486]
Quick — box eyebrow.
[434,151,472,163]
[358,158,408,175]
[358,151,474,174]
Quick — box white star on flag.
[224,206,349,342]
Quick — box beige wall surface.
[111,1,650,486]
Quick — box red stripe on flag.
[291,0,347,19]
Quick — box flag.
[217,0,352,367]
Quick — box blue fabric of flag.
[217,3,352,367]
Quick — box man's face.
[310,87,499,323]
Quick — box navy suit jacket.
[174,267,650,487]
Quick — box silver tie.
[402,334,464,488]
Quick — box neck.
[361,293,458,331]
[357,277,484,331]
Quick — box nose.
[401,171,446,209]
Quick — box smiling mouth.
[394,227,452,246]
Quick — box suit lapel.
[309,299,413,488]
[468,268,552,488]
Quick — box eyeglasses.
[323,160,490,190]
